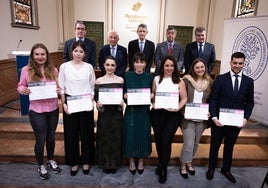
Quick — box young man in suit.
[98,30,127,78]
[206,52,254,183]
[63,21,97,68]
[184,27,216,74]
[128,24,155,73]
[154,26,184,75]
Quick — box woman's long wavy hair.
[28,43,57,82]
[158,55,180,84]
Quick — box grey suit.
[154,41,184,75]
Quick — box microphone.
[16,40,22,51]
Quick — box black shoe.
[180,165,188,179]
[221,170,236,183]
[155,165,161,175]
[186,164,195,176]
[38,165,49,180]
[206,170,214,180]
[70,166,78,176]
[104,169,110,174]
[137,168,144,175]
[159,168,167,184]
[82,165,90,175]
[129,168,136,175]
[110,169,117,174]
[70,169,78,176]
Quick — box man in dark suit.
[128,24,155,73]
[154,26,184,75]
[184,27,216,74]
[98,30,127,78]
[63,21,97,67]
[206,52,254,183]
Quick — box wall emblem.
[232,26,268,80]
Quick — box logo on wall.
[232,26,268,80]
[132,2,142,12]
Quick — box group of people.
[17,21,254,185]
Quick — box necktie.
[234,74,239,96]
[198,43,203,57]
[139,41,144,52]
[168,43,172,55]
[111,47,115,57]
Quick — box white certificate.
[127,88,151,105]
[154,92,179,109]
[184,103,209,120]
[28,81,57,101]
[98,88,123,105]
[219,108,244,127]
[67,94,93,113]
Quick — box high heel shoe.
[129,168,136,175]
[137,168,144,175]
[180,164,188,179]
[70,165,78,176]
[186,163,195,176]
[82,165,90,175]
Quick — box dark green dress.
[123,71,153,158]
[95,83,123,170]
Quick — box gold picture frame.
[233,0,258,18]
[10,0,40,29]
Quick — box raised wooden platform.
[0,100,267,167]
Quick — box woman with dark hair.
[179,58,213,179]
[58,41,96,176]
[95,56,124,174]
[17,43,61,179]
[123,52,153,175]
[151,55,187,184]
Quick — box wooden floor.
[0,99,267,167]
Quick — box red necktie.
[168,43,172,55]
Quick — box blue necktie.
[198,43,203,58]
[234,74,239,96]
[111,47,115,57]
[139,41,144,52]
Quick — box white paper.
[154,92,179,109]
[127,88,151,105]
[28,81,57,101]
[184,103,209,120]
[219,108,244,127]
[67,94,93,113]
[98,87,123,105]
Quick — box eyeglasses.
[76,28,85,31]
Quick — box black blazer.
[209,72,254,121]
[184,41,216,74]
[63,38,97,67]
[128,39,155,73]
[98,44,127,78]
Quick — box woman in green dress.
[123,52,153,175]
[95,56,124,174]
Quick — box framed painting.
[233,0,258,17]
[10,0,40,29]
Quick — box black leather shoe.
[221,170,236,183]
[104,169,110,174]
[155,165,160,175]
[129,168,136,175]
[180,167,189,179]
[159,169,167,184]
[70,169,78,176]
[137,168,144,175]
[186,164,195,175]
[206,170,214,180]
[83,169,90,175]
[110,169,117,174]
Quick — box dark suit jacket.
[209,72,254,121]
[63,38,97,67]
[98,44,127,78]
[128,39,155,73]
[154,41,184,75]
[184,41,216,74]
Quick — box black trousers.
[208,125,241,172]
[63,109,95,166]
[151,109,181,170]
